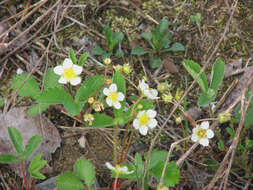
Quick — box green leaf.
[56,172,84,190]
[158,19,170,36]
[218,140,225,151]
[8,127,23,156]
[150,57,163,69]
[37,88,72,105]
[27,103,51,116]
[37,88,82,116]
[198,92,215,107]
[0,97,4,107]
[149,161,179,187]
[92,46,106,55]
[235,92,253,126]
[162,35,171,48]
[104,25,113,49]
[113,71,126,117]
[204,159,218,172]
[29,154,47,180]
[78,52,88,66]
[75,75,105,102]
[69,48,77,65]
[23,135,42,159]
[226,126,235,138]
[183,59,208,92]
[43,68,62,90]
[64,101,85,116]
[12,74,40,98]
[0,154,20,163]
[148,150,169,170]
[131,46,149,56]
[210,58,225,92]
[115,49,124,58]
[141,32,154,49]
[89,113,115,128]
[134,153,144,179]
[167,42,185,52]
[74,158,95,186]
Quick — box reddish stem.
[112,178,120,190]
[21,161,29,190]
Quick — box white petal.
[206,129,214,139]
[105,162,115,170]
[54,66,64,75]
[117,92,125,101]
[70,77,81,86]
[133,119,140,129]
[16,68,23,74]
[109,83,117,92]
[200,121,209,130]
[191,134,198,142]
[139,80,148,91]
[58,77,67,84]
[125,170,134,174]
[139,126,148,135]
[103,88,110,96]
[147,110,156,118]
[148,119,157,129]
[192,127,198,134]
[199,138,209,146]
[72,64,83,75]
[106,98,113,107]
[118,166,128,173]
[113,101,121,109]
[137,111,145,117]
[63,58,73,68]
[150,89,158,99]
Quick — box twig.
[0,0,49,40]
[159,137,190,186]
[206,76,253,190]
[141,0,238,188]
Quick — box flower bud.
[157,185,168,190]
[113,64,123,72]
[84,114,94,125]
[137,104,143,110]
[218,112,231,123]
[88,97,94,104]
[175,88,183,101]
[175,117,182,124]
[122,63,132,75]
[157,82,171,93]
[106,79,112,85]
[162,93,173,103]
[104,58,111,65]
[93,101,104,112]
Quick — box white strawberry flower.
[191,121,214,146]
[16,68,24,75]
[105,162,134,175]
[54,58,83,86]
[103,83,125,109]
[139,80,159,100]
[133,109,157,135]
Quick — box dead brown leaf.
[0,107,61,177]
[163,58,178,73]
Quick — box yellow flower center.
[63,68,77,81]
[139,113,150,126]
[108,92,118,102]
[115,164,121,174]
[197,129,206,138]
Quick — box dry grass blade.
[141,0,239,189]
[206,76,253,190]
